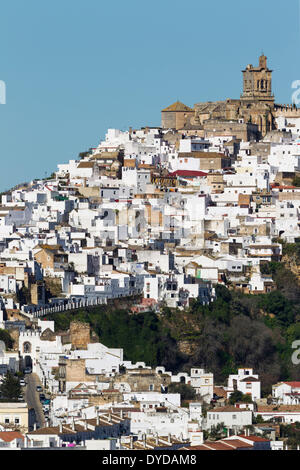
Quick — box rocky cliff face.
[177,340,198,356]
[281,254,300,279]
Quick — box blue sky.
[0,0,299,191]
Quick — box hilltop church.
[161,54,299,140]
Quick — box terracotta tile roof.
[77,162,94,169]
[36,244,62,251]
[181,438,253,451]
[124,159,136,168]
[210,406,249,413]
[221,439,252,449]
[90,152,119,160]
[237,434,269,442]
[284,382,300,388]
[213,386,227,398]
[179,445,210,450]
[201,441,233,450]
[162,101,193,112]
[27,426,62,436]
[0,431,24,442]
[138,164,155,169]
[238,194,251,205]
[27,423,86,436]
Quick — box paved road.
[24,373,45,429]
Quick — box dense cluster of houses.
[0,317,299,450]
[1,119,300,319]
[0,119,300,320]
[1,112,300,450]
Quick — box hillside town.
[1,54,300,450]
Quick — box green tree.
[0,329,13,349]
[209,423,226,440]
[228,390,252,405]
[228,390,244,404]
[253,414,265,424]
[0,372,21,400]
[167,383,196,401]
[292,176,300,188]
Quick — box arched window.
[23,342,32,354]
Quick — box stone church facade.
[161,54,300,139]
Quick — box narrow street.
[24,373,45,429]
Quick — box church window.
[23,342,32,354]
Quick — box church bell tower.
[241,54,274,103]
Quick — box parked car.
[24,367,32,374]
[39,393,46,402]
[36,385,42,392]
[20,379,26,387]
[43,399,50,405]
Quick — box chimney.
[33,423,37,431]
[71,418,75,431]
[120,410,123,420]
[130,435,133,450]
[155,433,159,446]
[168,433,171,444]
[96,413,100,426]
[143,434,147,449]
[59,422,63,433]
